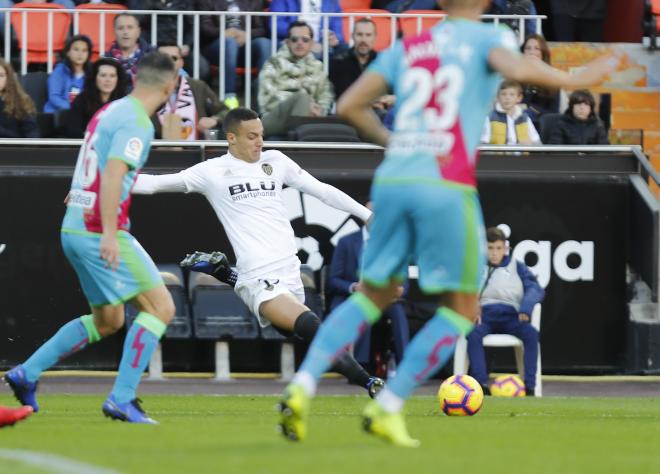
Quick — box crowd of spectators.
[0,2,612,143]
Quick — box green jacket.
[152,76,228,139]
[258,45,335,115]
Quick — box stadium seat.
[339,0,372,11]
[453,303,543,397]
[539,113,563,144]
[189,272,259,380]
[288,123,361,142]
[74,3,128,60]
[399,10,446,38]
[10,3,71,65]
[124,264,193,379]
[342,9,394,52]
[20,71,48,112]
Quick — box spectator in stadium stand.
[519,34,560,129]
[481,79,541,145]
[485,0,537,36]
[104,13,154,88]
[270,0,346,57]
[329,18,395,122]
[59,57,128,138]
[257,21,334,137]
[126,0,210,82]
[0,59,39,138]
[550,0,607,42]
[467,226,544,396]
[327,203,409,369]
[197,0,272,110]
[154,43,229,140]
[547,89,609,145]
[44,34,92,113]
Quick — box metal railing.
[1,7,545,108]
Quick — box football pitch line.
[0,449,122,474]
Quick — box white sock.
[376,388,404,413]
[292,371,317,397]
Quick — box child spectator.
[44,35,93,113]
[0,59,38,138]
[547,89,609,145]
[481,79,541,145]
[59,58,128,138]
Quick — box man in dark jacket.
[550,0,607,41]
[154,44,229,139]
[467,227,544,396]
[197,0,272,109]
[547,89,609,145]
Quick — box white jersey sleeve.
[279,152,372,222]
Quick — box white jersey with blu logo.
[134,150,370,278]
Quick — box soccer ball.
[437,375,484,416]
[490,374,526,397]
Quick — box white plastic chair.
[453,303,542,396]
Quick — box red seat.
[10,2,71,65]
[75,3,128,60]
[399,10,446,38]
[342,9,394,52]
[339,0,372,11]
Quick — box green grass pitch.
[1,394,659,473]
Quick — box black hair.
[135,51,177,85]
[223,107,259,135]
[287,21,313,39]
[80,57,128,118]
[60,34,93,74]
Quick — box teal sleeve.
[107,125,152,170]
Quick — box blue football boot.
[4,365,39,413]
[102,396,158,424]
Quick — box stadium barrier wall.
[0,142,655,374]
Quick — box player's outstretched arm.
[489,48,620,91]
[336,72,390,147]
[132,173,188,195]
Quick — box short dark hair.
[223,107,260,135]
[135,52,176,86]
[498,79,523,95]
[113,12,139,29]
[486,227,506,243]
[157,42,183,56]
[568,89,596,114]
[287,21,313,39]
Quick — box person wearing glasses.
[257,21,334,138]
[153,43,229,140]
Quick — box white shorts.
[234,258,305,327]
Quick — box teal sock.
[297,293,381,382]
[387,307,473,399]
[110,312,166,404]
[23,315,101,383]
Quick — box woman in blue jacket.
[44,35,92,113]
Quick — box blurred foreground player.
[4,52,178,424]
[278,0,619,447]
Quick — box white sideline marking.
[0,449,122,474]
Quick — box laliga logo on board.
[498,224,594,289]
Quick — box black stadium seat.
[19,71,48,112]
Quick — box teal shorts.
[61,229,163,307]
[361,180,486,294]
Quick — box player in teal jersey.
[4,53,178,424]
[278,0,619,446]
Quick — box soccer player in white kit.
[133,108,384,396]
